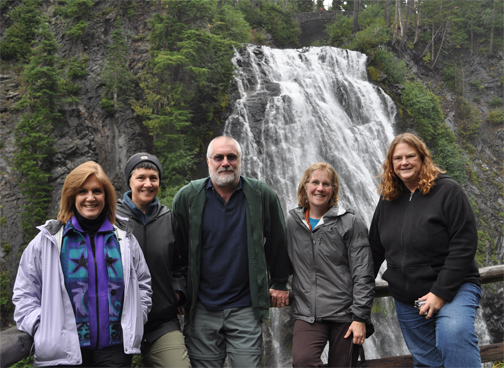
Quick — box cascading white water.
[225,45,395,226]
[223,44,491,366]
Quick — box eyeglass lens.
[212,154,238,162]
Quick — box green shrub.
[489,96,503,108]
[357,3,385,29]
[350,18,392,53]
[470,79,485,91]
[442,63,458,90]
[213,5,252,44]
[0,0,42,61]
[374,48,407,85]
[55,0,94,19]
[422,51,431,64]
[456,98,481,141]
[0,270,12,320]
[67,56,88,79]
[401,81,468,184]
[100,98,115,112]
[66,19,89,40]
[367,66,381,82]
[487,108,504,126]
[238,1,300,47]
[326,13,352,47]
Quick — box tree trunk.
[385,0,391,25]
[431,20,449,69]
[353,0,360,32]
[393,0,399,44]
[490,0,495,53]
[404,0,411,30]
[413,1,421,45]
[431,22,434,67]
[398,0,404,42]
[401,0,414,45]
[470,18,473,56]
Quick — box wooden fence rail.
[1,265,503,367]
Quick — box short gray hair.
[207,136,242,158]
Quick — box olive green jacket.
[172,176,289,323]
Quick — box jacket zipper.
[401,191,414,294]
[188,197,196,324]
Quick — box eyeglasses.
[307,180,332,188]
[210,154,239,162]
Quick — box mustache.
[218,167,235,173]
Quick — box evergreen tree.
[14,21,63,240]
[0,0,42,61]
[132,0,239,204]
[101,18,136,110]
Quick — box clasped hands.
[269,289,289,308]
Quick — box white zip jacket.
[13,219,152,367]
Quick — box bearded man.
[172,136,290,368]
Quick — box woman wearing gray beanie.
[116,153,191,368]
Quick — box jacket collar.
[291,204,347,226]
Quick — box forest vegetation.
[0,1,503,361]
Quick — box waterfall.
[224,45,395,226]
[223,45,491,366]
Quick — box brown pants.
[292,320,360,368]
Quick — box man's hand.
[344,321,366,345]
[269,289,289,308]
[419,292,445,319]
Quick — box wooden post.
[0,327,33,368]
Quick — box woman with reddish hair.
[370,133,481,367]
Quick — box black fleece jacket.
[369,175,480,303]
[116,199,187,344]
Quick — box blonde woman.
[13,161,152,367]
[287,162,374,367]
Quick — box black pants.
[46,345,132,367]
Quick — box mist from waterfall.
[223,44,491,365]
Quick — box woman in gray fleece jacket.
[287,162,375,368]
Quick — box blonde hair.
[378,133,445,201]
[57,161,116,224]
[297,162,340,209]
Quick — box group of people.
[13,133,482,368]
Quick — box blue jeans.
[395,283,482,368]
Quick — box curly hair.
[297,162,340,209]
[57,161,117,224]
[378,133,445,201]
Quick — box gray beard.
[209,166,240,187]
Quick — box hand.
[269,289,289,308]
[419,292,445,319]
[344,321,366,345]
